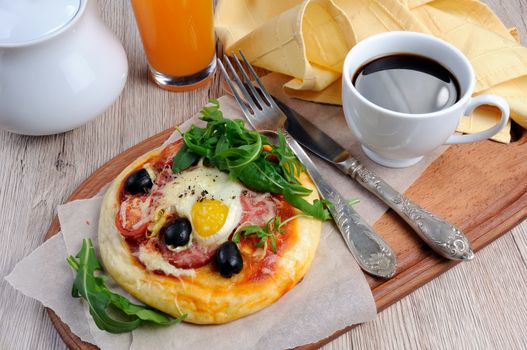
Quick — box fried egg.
[154,166,243,246]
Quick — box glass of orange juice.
[131,0,216,92]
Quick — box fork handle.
[284,131,396,278]
[337,157,474,261]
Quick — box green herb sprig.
[232,214,309,253]
[67,238,185,333]
[173,99,331,221]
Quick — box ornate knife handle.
[338,158,474,261]
[284,131,396,278]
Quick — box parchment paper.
[6,85,447,349]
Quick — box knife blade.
[276,97,474,261]
[274,99,349,164]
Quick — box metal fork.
[218,51,397,278]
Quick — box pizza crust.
[98,143,322,324]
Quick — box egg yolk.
[191,199,229,238]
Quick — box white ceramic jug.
[0,0,128,135]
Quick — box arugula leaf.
[172,99,330,221]
[283,190,332,221]
[234,159,310,196]
[67,238,185,333]
[172,144,200,173]
[107,293,183,325]
[268,130,304,185]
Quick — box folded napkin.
[216,0,527,143]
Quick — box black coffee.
[353,54,460,114]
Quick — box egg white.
[154,166,243,246]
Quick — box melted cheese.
[137,245,195,277]
[119,197,153,231]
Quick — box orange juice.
[131,0,215,90]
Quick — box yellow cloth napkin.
[216,0,527,143]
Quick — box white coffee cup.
[342,31,509,168]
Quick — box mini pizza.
[98,136,323,324]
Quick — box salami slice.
[157,238,216,269]
[153,141,181,170]
[153,166,176,187]
[239,191,277,227]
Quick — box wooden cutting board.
[44,124,527,350]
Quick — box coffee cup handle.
[444,94,510,144]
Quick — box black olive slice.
[124,168,153,195]
[163,218,192,247]
[214,241,243,278]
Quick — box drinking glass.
[131,0,216,91]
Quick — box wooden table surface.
[1,0,527,349]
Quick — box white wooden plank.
[511,224,527,268]
[1,0,526,349]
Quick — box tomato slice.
[116,196,150,238]
[116,216,147,238]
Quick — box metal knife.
[275,98,475,261]
[233,83,397,277]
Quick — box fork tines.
[217,51,275,116]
